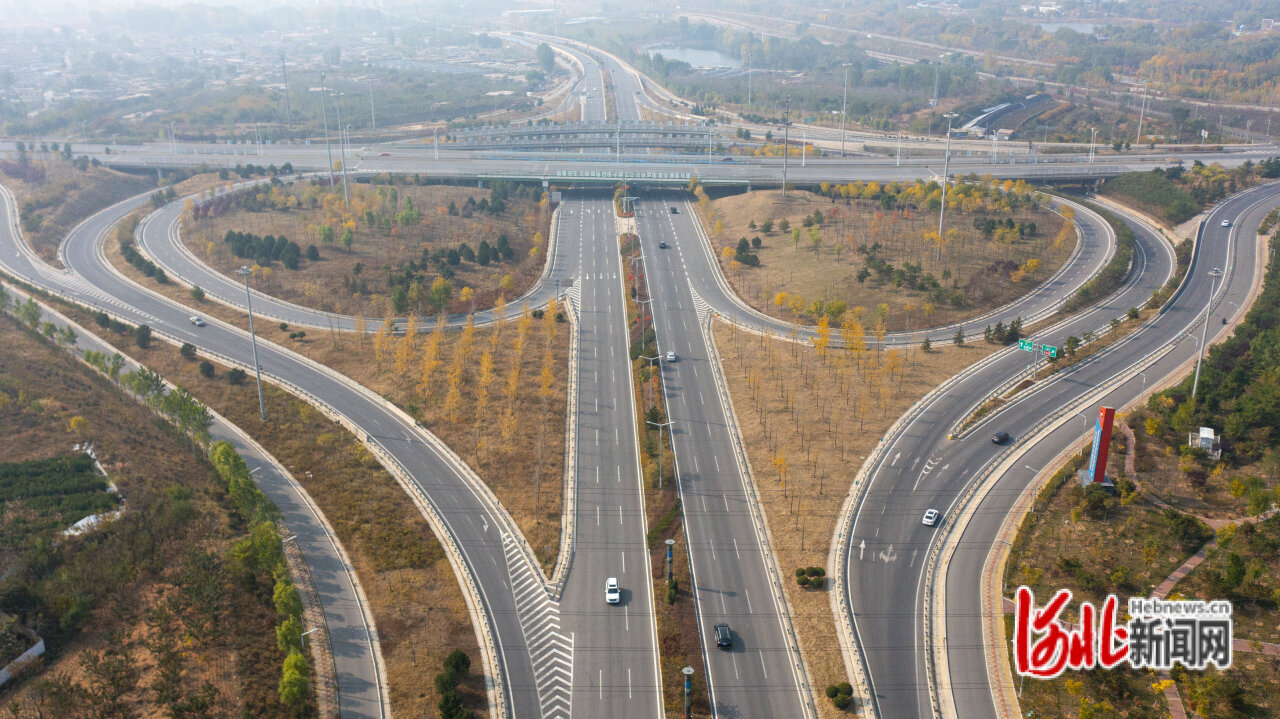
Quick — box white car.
[665,351,677,362]
[605,577,620,604]
[922,509,940,526]
[189,316,205,327]
[1221,219,1232,227]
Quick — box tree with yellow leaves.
[372,320,393,367]
[394,315,418,379]
[416,322,444,400]
[460,286,475,314]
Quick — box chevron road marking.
[502,533,573,719]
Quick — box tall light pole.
[319,73,335,189]
[682,667,695,719]
[1088,126,1097,163]
[781,96,791,198]
[334,93,350,209]
[1191,267,1224,400]
[368,77,376,132]
[1135,82,1148,145]
[936,112,958,261]
[281,53,292,128]
[840,62,853,157]
[236,266,267,421]
[647,419,672,489]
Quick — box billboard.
[1087,406,1116,483]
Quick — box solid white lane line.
[744,589,753,614]
[619,505,624,525]
[759,652,769,679]
[733,538,740,559]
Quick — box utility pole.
[1191,268,1224,399]
[236,266,267,421]
[319,73,335,188]
[368,77,376,132]
[840,62,852,157]
[937,112,957,262]
[281,53,292,128]
[781,96,791,198]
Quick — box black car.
[992,431,1010,445]
[670,207,679,214]
[659,240,668,249]
[714,622,732,649]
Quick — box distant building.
[1188,427,1223,461]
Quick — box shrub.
[199,360,215,378]
[279,322,288,332]
[805,566,825,578]
[228,368,247,385]
[180,342,197,360]
[94,311,111,328]
[837,682,853,696]
[190,285,205,302]
[797,575,810,587]
[666,579,678,604]
[833,694,851,710]
[135,324,151,348]
[825,685,839,699]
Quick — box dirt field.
[2,154,153,267]
[701,186,1075,332]
[180,180,551,317]
[105,235,571,575]
[0,313,298,717]
[711,320,998,717]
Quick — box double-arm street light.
[647,418,673,489]
[236,266,267,420]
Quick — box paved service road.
[942,182,1280,718]
[635,200,815,719]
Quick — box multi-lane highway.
[942,183,1279,718]
[635,201,815,718]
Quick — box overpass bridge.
[450,120,740,151]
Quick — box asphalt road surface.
[942,182,1280,718]
[636,200,815,719]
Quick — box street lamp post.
[936,112,958,261]
[319,73,335,188]
[647,419,672,489]
[236,266,267,420]
[664,538,676,582]
[840,62,853,158]
[334,94,350,209]
[1088,126,1097,163]
[781,96,791,198]
[639,354,659,409]
[1191,268,1224,400]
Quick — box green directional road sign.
[1043,345,1058,358]
[1018,339,1033,352]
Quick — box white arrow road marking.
[879,544,899,563]
[891,452,901,467]
[859,539,866,560]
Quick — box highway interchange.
[1,34,1278,719]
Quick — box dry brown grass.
[106,233,571,574]
[4,156,153,267]
[180,182,550,317]
[0,315,295,718]
[45,314,488,718]
[711,320,998,717]
[702,188,1075,332]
